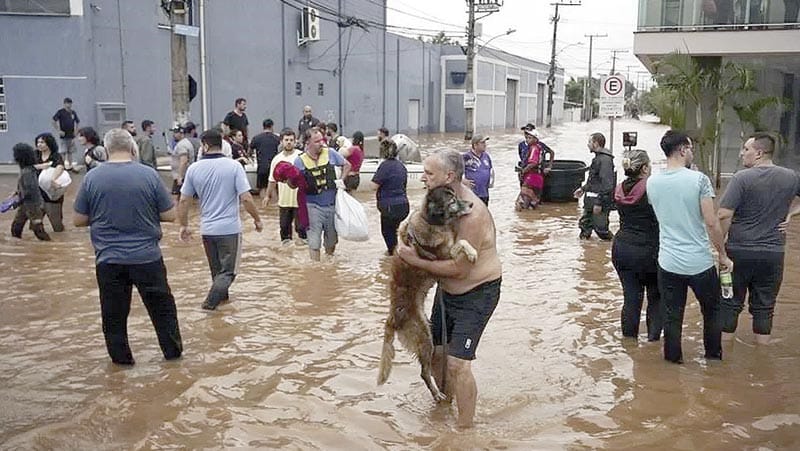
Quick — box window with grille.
[0,78,7,132]
[0,1,71,15]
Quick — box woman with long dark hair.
[611,149,661,341]
[10,143,51,241]
[33,132,66,232]
[77,126,107,171]
[371,139,409,255]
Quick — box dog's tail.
[377,323,396,386]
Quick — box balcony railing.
[638,0,800,31]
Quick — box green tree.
[565,77,583,105]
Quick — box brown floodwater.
[1,118,799,450]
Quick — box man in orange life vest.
[294,127,351,261]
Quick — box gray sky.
[386,0,651,86]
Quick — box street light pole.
[464,0,476,141]
[169,0,190,128]
[582,33,606,122]
[546,1,580,128]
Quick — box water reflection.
[1,118,799,448]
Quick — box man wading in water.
[395,149,502,428]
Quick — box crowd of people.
[6,95,800,429]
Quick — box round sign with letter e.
[602,75,625,99]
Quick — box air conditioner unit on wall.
[298,7,320,46]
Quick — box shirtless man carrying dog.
[396,149,502,428]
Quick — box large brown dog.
[377,186,477,401]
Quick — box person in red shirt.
[341,131,365,192]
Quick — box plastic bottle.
[720,270,733,299]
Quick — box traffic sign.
[599,74,625,117]
[601,74,625,99]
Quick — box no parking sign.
[599,74,625,117]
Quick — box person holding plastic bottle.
[646,130,732,364]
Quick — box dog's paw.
[451,239,478,263]
[432,390,448,403]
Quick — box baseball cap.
[521,123,536,132]
[471,134,489,146]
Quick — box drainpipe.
[199,0,209,130]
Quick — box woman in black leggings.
[371,139,409,255]
[611,149,662,341]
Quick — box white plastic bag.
[335,188,369,241]
[38,167,72,200]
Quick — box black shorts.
[431,278,501,360]
[171,180,182,196]
[256,172,270,190]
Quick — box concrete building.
[0,0,563,162]
[440,46,565,132]
[634,0,800,172]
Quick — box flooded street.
[1,118,799,449]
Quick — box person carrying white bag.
[294,127,353,261]
[335,185,369,242]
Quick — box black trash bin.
[542,160,588,203]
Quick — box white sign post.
[599,74,625,151]
[463,93,476,109]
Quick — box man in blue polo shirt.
[295,127,351,261]
[463,134,494,205]
[647,129,732,364]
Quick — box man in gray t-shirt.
[718,133,800,345]
[170,126,194,197]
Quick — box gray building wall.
[0,0,548,162]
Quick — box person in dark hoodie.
[10,143,52,241]
[611,149,661,341]
[574,132,615,240]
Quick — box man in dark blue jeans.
[646,130,732,364]
[74,128,182,365]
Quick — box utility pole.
[546,1,580,128]
[464,0,476,141]
[582,33,606,122]
[169,1,190,128]
[607,49,628,151]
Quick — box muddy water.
[1,118,799,449]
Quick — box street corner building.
[0,0,566,163]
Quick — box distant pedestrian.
[266,129,307,245]
[184,122,202,162]
[33,133,66,232]
[612,149,661,341]
[574,132,615,240]
[136,120,157,169]
[10,143,51,241]
[463,134,494,205]
[647,129,731,364]
[298,105,320,145]
[294,127,351,261]
[169,125,193,200]
[73,128,182,365]
[77,127,107,172]
[228,129,250,167]
[718,133,800,346]
[377,127,390,144]
[121,120,137,138]
[223,98,250,143]
[178,128,263,311]
[52,97,80,171]
[341,131,365,192]
[251,119,280,199]
[372,139,408,255]
[516,127,553,210]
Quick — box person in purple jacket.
[462,134,494,205]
